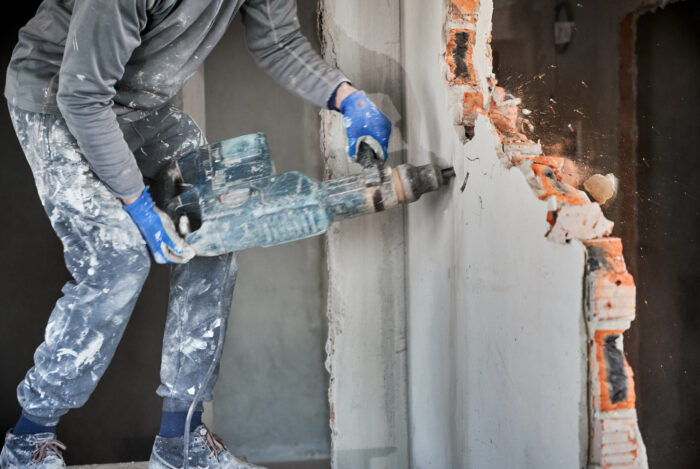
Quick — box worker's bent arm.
[56,0,148,201]
[240,0,349,109]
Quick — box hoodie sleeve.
[240,0,349,109]
[56,0,151,200]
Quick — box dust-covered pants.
[9,105,237,426]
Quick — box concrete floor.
[71,460,330,469]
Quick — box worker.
[0,1,392,468]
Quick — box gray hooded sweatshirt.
[5,0,348,199]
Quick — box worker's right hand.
[123,188,196,264]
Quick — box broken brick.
[489,102,519,134]
[450,0,480,22]
[446,29,476,85]
[462,91,485,124]
[584,173,619,206]
[530,163,588,205]
[547,203,614,243]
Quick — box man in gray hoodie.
[0,1,392,468]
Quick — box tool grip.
[357,141,383,169]
[153,161,184,218]
[356,141,384,187]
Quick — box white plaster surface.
[403,1,588,467]
[319,1,409,468]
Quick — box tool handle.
[356,141,384,187]
[153,162,184,218]
[357,141,383,169]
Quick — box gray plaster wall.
[318,0,409,467]
[202,2,330,463]
[403,1,589,467]
[317,0,590,467]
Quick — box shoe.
[0,431,66,469]
[149,425,265,469]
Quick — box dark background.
[0,2,172,463]
[633,1,700,467]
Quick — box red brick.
[584,238,636,321]
[462,91,485,124]
[450,0,480,22]
[531,163,588,206]
[446,29,476,85]
[594,330,636,412]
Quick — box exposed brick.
[603,431,632,444]
[446,29,476,85]
[491,85,506,104]
[547,203,614,243]
[602,418,637,434]
[532,156,565,171]
[462,91,485,124]
[604,451,637,465]
[531,163,588,205]
[584,238,636,321]
[594,330,636,412]
[514,155,566,181]
[489,104,519,134]
[603,441,638,455]
[450,0,480,22]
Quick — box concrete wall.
[203,2,330,463]
[318,1,410,468]
[403,1,588,467]
[318,0,590,467]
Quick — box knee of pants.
[89,245,152,300]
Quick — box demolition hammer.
[154,132,454,469]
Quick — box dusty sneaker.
[149,425,265,469]
[0,431,66,469]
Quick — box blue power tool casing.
[156,132,453,257]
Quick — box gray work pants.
[9,104,237,426]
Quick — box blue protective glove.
[123,188,195,264]
[339,91,392,160]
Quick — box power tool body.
[155,132,454,256]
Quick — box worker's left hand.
[339,90,392,161]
